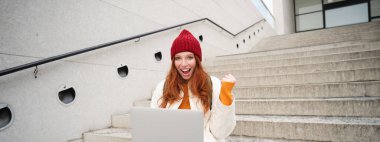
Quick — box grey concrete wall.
[0,0,273,141]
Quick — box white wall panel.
[0,0,273,141]
[0,0,162,70]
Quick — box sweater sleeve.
[219,81,235,106]
[208,76,236,140]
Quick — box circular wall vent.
[198,35,203,42]
[58,87,76,105]
[155,52,162,61]
[118,65,129,78]
[0,104,13,131]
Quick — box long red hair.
[159,56,212,112]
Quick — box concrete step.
[251,22,380,52]
[111,114,130,129]
[110,99,150,129]
[133,99,150,107]
[235,97,380,117]
[209,41,380,65]
[67,138,83,142]
[109,99,150,129]
[237,68,380,86]
[252,30,380,52]
[226,136,310,142]
[210,57,380,77]
[234,81,380,99]
[232,115,380,142]
[206,49,380,72]
[83,128,131,142]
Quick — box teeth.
[181,69,190,72]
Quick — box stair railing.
[0,18,265,76]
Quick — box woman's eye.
[174,57,181,60]
[187,56,194,60]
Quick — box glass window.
[295,0,323,14]
[323,0,346,4]
[325,3,369,27]
[296,12,324,31]
[371,0,380,17]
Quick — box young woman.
[150,29,236,142]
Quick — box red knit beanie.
[171,29,202,61]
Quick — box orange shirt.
[178,83,191,109]
[178,82,235,109]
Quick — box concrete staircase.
[205,21,380,142]
[67,100,150,142]
[69,22,380,142]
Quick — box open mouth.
[180,68,192,77]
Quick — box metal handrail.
[0,18,265,76]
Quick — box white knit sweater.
[150,76,236,142]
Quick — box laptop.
[130,107,204,142]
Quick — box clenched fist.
[221,74,236,83]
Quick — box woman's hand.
[221,74,236,83]
[219,74,236,106]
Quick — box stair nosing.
[235,67,380,78]
[216,40,377,58]
[235,80,380,88]
[235,96,380,101]
[235,114,380,125]
[208,57,380,73]
[206,49,380,68]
